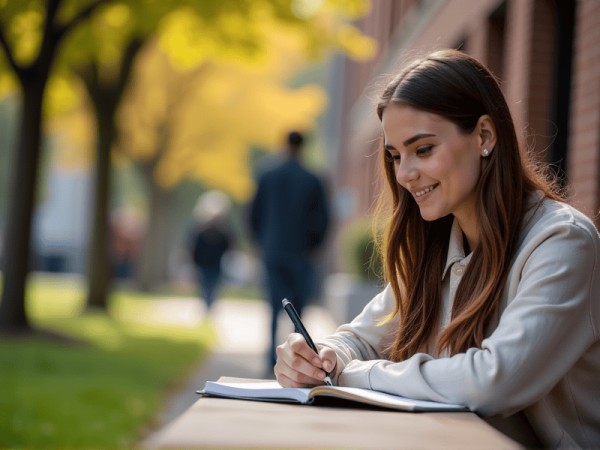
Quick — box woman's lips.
[413,183,439,199]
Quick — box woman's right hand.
[274,333,337,387]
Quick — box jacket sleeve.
[318,284,399,377]
[325,217,600,417]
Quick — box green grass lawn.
[0,273,216,449]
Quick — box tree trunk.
[0,76,45,332]
[81,39,144,309]
[85,109,114,309]
[0,0,111,329]
[134,170,175,291]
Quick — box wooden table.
[143,383,522,449]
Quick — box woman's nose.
[395,159,418,186]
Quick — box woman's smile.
[412,183,439,199]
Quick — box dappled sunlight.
[26,273,214,345]
[45,312,124,350]
[26,273,86,319]
[0,274,215,447]
[113,296,204,329]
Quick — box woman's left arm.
[338,215,600,416]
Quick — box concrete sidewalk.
[141,297,338,442]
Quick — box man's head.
[287,131,304,156]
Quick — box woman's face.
[381,103,484,241]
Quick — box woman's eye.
[416,145,433,156]
[385,151,400,162]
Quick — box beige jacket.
[321,197,600,448]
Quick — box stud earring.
[482,148,490,157]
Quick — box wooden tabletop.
[143,383,522,449]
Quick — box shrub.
[340,218,383,282]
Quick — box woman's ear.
[477,115,497,153]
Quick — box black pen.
[282,298,334,386]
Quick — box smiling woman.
[381,104,494,242]
[274,49,600,449]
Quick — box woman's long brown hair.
[374,50,562,360]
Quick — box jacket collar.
[442,219,473,280]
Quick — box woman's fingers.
[319,346,337,373]
[275,333,329,387]
[275,362,321,387]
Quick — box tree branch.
[34,0,107,76]
[74,61,99,102]
[117,37,145,94]
[54,0,107,40]
[45,0,62,36]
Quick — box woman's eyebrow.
[384,132,436,151]
[403,132,436,147]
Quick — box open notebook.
[199,379,468,412]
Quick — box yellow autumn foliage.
[2,0,375,201]
[119,18,329,202]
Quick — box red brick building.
[327,0,600,250]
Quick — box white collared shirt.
[434,220,473,357]
[320,196,600,448]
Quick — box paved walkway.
[141,297,338,443]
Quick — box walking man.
[249,131,330,371]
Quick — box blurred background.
[0,0,599,447]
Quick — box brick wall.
[331,0,600,270]
[569,0,600,222]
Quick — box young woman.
[274,50,600,448]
